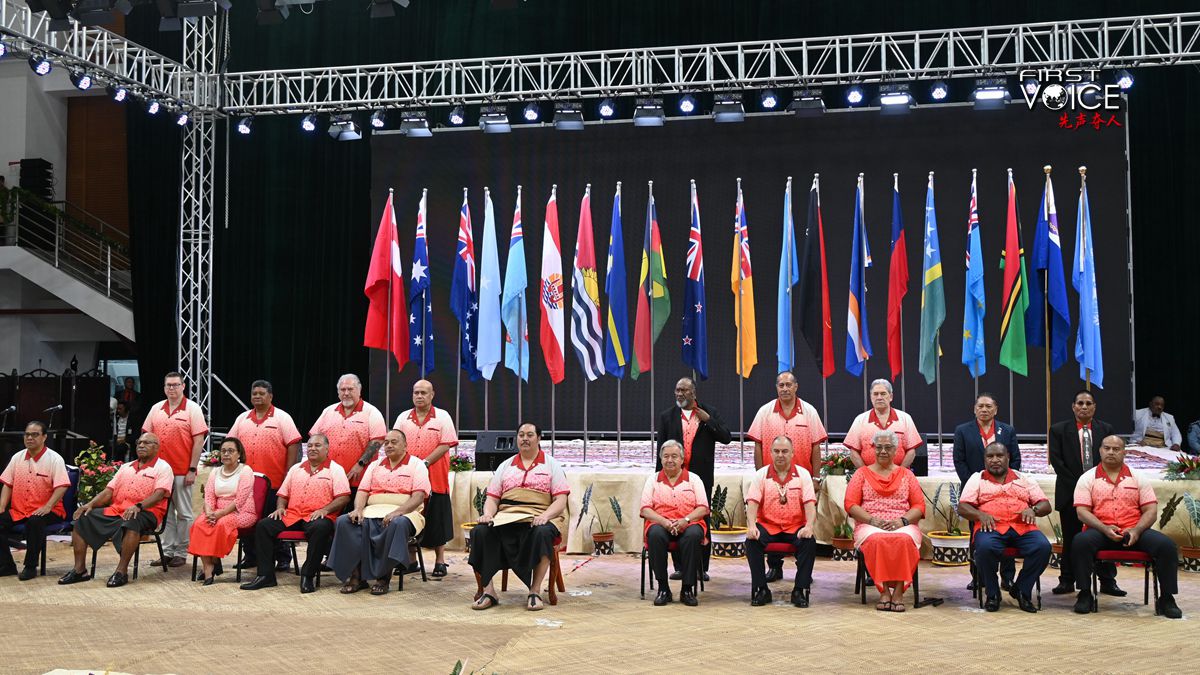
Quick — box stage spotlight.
[72,0,133,26]
[370,110,387,129]
[107,83,128,102]
[760,89,779,110]
[236,116,253,135]
[146,99,161,115]
[845,85,865,106]
[972,78,1010,109]
[1022,77,1039,97]
[598,98,616,119]
[29,0,73,31]
[677,94,697,115]
[400,110,432,137]
[175,109,191,127]
[787,89,825,117]
[713,93,745,123]
[930,80,949,101]
[28,53,52,76]
[328,114,362,141]
[175,0,231,18]
[552,102,584,131]
[255,0,288,24]
[301,113,318,132]
[633,97,665,127]
[877,84,913,114]
[69,70,94,91]
[448,106,465,126]
[479,105,511,133]
[522,102,541,122]
[1115,69,1133,91]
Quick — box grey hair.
[870,379,893,395]
[308,433,330,446]
[659,439,684,458]
[337,373,362,389]
[770,434,794,449]
[872,429,900,448]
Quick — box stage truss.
[4,9,1200,422]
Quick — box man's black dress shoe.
[1098,581,1126,597]
[654,589,672,606]
[750,587,773,606]
[764,566,784,583]
[984,596,1001,612]
[680,588,698,607]
[300,576,317,594]
[239,575,277,591]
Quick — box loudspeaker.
[911,439,929,476]
[473,431,515,471]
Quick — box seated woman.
[188,438,257,585]
[844,379,923,469]
[640,440,709,607]
[469,422,569,611]
[328,429,429,595]
[844,429,925,612]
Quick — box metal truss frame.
[220,12,1200,115]
[0,0,202,106]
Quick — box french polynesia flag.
[540,185,566,384]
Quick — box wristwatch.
[135,503,144,511]
[187,467,197,474]
[900,516,909,526]
[357,459,368,468]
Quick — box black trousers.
[0,511,62,569]
[240,488,290,566]
[254,517,335,579]
[648,523,704,590]
[974,529,1051,599]
[1058,507,1115,585]
[1071,528,1179,595]
[746,524,816,592]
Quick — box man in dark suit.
[953,392,1020,590]
[656,377,731,582]
[1047,389,1121,596]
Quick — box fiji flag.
[451,188,481,381]
[845,174,873,377]
[409,189,435,374]
[475,189,503,380]
[1026,169,1070,371]
[502,186,530,382]
[604,183,631,379]
[1073,173,1103,387]
[682,181,708,379]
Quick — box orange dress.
[188,466,257,557]
[844,465,925,592]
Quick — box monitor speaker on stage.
[912,439,929,477]
[473,431,515,471]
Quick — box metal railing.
[0,187,133,306]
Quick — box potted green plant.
[576,484,623,555]
[460,487,486,553]
[1159,493,1200,572]
[924,483,969,566]
[821,452,857,477]
[826,482,856,560]
[708,484,747,559]
[1045,513,1064,569]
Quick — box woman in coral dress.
[188,438,257,584]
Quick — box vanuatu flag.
[998,170,1030,376]
[632,189,670,378]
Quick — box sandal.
[340,579,368,594]
[890,602,906,613]
[875,600,892,611]
[431,563,448,578]
[370,581,390,596]
[526,593,545,611]
[472,593,499,610]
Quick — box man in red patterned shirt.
[744,436,818,608]
[0,421,70,580]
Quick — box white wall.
[0,270,117,375]
[0,60,73,200]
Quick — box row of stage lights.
[233,70,1136,139]
[1,42,195,127]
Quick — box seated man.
[58,434,173,588]
[745,435,817,608]
[328,430,429,595]
[958,442,1052,613]
[240,433,350,594]
[0,421,71,581]
[1071,435,1183,619]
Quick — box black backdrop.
[369,104,1130,437]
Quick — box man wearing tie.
[953,393,1020,590]
[656,377,732,582]
[1047,389,1120,597]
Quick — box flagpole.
[484,381,489,430]
[385,187,394,420]
[483,186,491,433]
[616,380,622,461]
[1079,165,1091,394]
[517,185,524,422]
[822,377,829,456]
[582,380,587,462]
[1044,165,1053,441]
[551,384,556,456]
[648,180,656,450]
[456,324,462,431]
[736,177,745,462]
[786,176,795,368]
[894,173,906,411]
[936,350,943,464]
[420,189,428,380]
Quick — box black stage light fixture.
[301,113,319,132]
[676,93,697,115]
[236,116,253,135]
[0,39,8,59]
[552,102,584,131]
[176,0,231,18]
[146,98,162,115]
[597,97,616,119]
[877,83,913,114]
[71,0,133,26]
[521,102,541,123]
[255,0,288,24]
[107,83,128,102]
[370,0,410,18]
[399,110,432,137]
[328,113,362,141]
[369,110,387,129]
[971,77,1010,109]
[712,93,745,123]
[1115,69,1134,91]
[787,88,825,117]
[931,80,950,101]
[28,53,52,76]
[448,105,465,126]
[759,89,779,110]
[479,105,511,133]
[69,69,94,90]
[845,84,865,106]
[633,97,665,127]
[28,0,74,31]
[174,108,191,127]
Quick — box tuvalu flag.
[451,188,482,381]
[1073,168,1103,387]
[632,186,670,379]
[604,183,630,379]
[845,174,873,377]
[1026,167,1070,371]
[887,174,909,379]
[918,172,946,385]
[962,170,987,378]
[730,181,758,378]
[502,186,530,382]
[998,169,1030,376]
[798,174,834,378]
[682,180,708,379]
[539,186,566,384]
[570,185,605,381]
[777,177,800,374]
[363,191,410,372]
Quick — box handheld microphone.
[43,404,63,412]
[0,405,15,414]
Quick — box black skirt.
[468,521,560,588]
[419,492,454,548]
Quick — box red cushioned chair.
[640,537,708,598]
[1091,549,1158,614]
[7,466,78,576]
[197,473,270,582]
[760,541,809,603]
[970,546,1042,609]
[277,529,323,587]
[854,548,921,607]
[474,536,565,606]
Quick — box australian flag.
[410,189,435,374]
[451,189,481,381]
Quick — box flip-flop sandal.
[890,602,906,613]
[526,593,545,611]
[431,563,448,577]
[340,579,368,594]
[472,593,499,610]
[370,581,390,595]
[875,601,892,611]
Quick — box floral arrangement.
[449,452,475,472]
[821,452,857,476]
[922,482,964,535]
[201,445,222,467]
[1164,454,1200,481]
[75,441,121,506]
